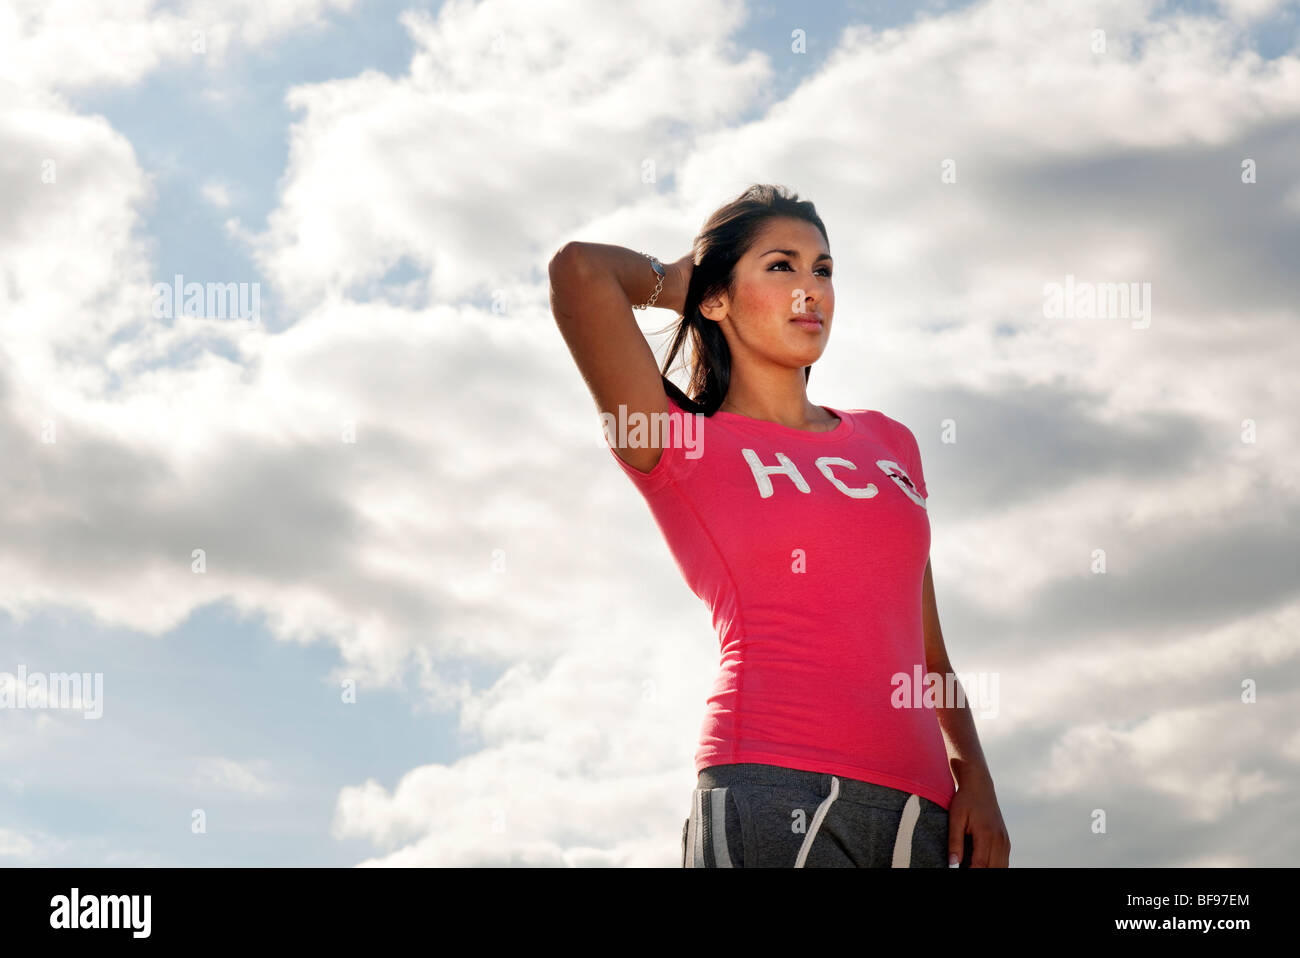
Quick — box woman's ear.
[698,293,726,323]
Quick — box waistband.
[698,762,936,813]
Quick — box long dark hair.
[652,183,829,416]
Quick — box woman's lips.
[789,314,824,330]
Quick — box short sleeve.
[893,420,928,500]
[604,395,691,491]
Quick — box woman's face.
[701,216,834,372]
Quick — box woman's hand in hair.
[661,252,695,315]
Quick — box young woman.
[548,184,1009,868]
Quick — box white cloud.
[1214,0,1290,22]
[250,0,768,310]
[0,826,65,860]
[191,757,278,794]
[0,0,357,92]
[0,86,154,370]
[200,179,232,208]
[1032,710,1291,824]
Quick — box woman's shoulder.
[844,406,897,427]
[846,408,919,445]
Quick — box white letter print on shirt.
[739,449,811,496]
[740,449,925,509]
[815,456,877,498]
[876,459,926,508]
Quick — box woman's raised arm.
[547,242,690,474]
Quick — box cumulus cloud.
[248,0,768,310]
[0,0,356,92]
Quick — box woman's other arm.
[922,557,1012,867]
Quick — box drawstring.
[794,775,840,867]
[794,777,923,868]
[891,793,921,867]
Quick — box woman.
[548,184,1009,868]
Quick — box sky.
[1,0,1297,867]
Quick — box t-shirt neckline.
[707,404,855,441]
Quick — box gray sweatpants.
[682,762,969,867]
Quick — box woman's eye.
[770,260,831,277]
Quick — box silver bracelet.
[633,252,665,310]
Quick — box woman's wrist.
[951,756,994,789]
[662,253,693,314]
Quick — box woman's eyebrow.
[761,248,833,263]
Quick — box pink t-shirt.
[606,394,954,810]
